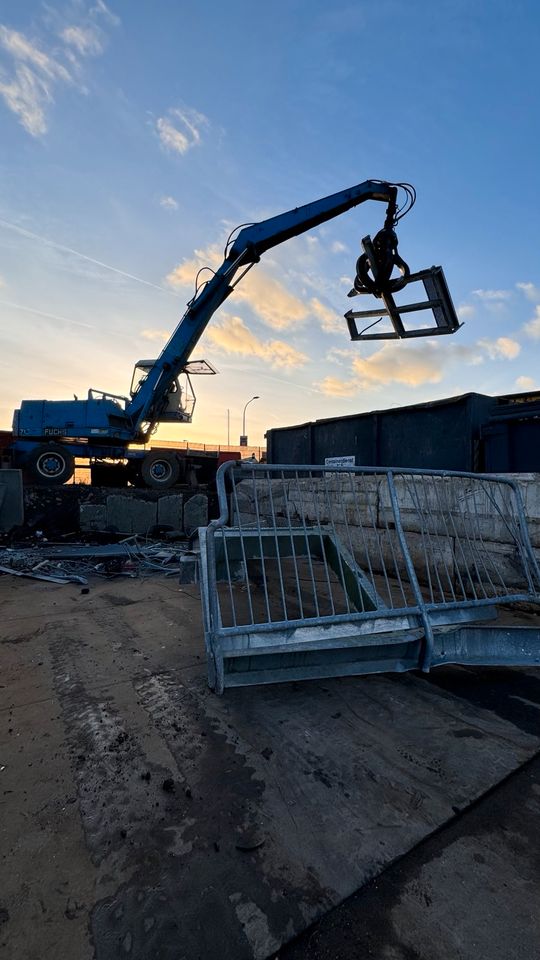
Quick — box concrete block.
[106,495,133,534]
[514,475,540,547]
[106,495,156,535]
[157,495,183,529]
[184,494,208,536]
[379,475,529,547]
[338,523,456,596]
[0,469,24,532]
[129,499,157,536]
[236,477,380,529]
[80,504,106,532]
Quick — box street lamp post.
[240,396,259,447]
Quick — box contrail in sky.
[0,217,182,298]
[0,298,94,329]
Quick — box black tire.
[28,443,75,485]
[140,451,181,489]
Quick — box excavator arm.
[126,179,458,435]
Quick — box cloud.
[241,271,308,329]
[316,342,448,397]
[352,342,446,389]
[331,240,347,254]
[0,63,52,136]
[517,281,540,303]
[472,289,511,301]
[0,26,70,80]
[327,346,353,365]
[309,297,343,333]
[165,245,221,288]
[315,335,520,398]
[315,376,358,397]
[61,25,103,56]
[166,244,310,330]
[205,314,308,369]
[477,336,520,360]
[90,1,120,26]
[515,375,536,390]
[156,106,208,155]
[0,9,117,136]
[457,303,475,320]
[523,306,540,339]
[159,195,178,211]
[0,26,71,135]
[140,328,169,341]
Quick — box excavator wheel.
[140,451,181,489]
[28,443,75,486]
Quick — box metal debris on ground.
[0,537,193,585]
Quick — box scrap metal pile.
[0,539,195,586]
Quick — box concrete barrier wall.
[234,473,540,591]
[0,470,24,532]
[11,485,210,538]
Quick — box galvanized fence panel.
[200,463,540,692]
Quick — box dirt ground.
[1,573,540,960]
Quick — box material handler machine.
[9,179,460,487]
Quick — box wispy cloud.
[0,6,118,136]
[90,1,120,26]
[327,346,353,365]
[472,288,511,301]
[159,195,178,211]
[140,328,169,341]
[309,297,343,333]
[523,305,540,339]
[204,314,308,369]
[315,376,358,397]
[515,375,536,390]
[156,106,208,155]
[516,281,540,303]
[457,303,475,320]
[0,26,70,80]
[0,28,68,135]
[477,336,520,360]
[61,25,103,57]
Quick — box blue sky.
[1,0,539,446]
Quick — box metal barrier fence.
[199,463,540,693]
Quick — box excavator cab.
[130,359,217,424]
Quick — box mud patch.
[427,667,540,737]
[99,594,139,608]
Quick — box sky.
[1,0,540,448]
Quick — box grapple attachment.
[344,187,462,341]
[345,257,462,342]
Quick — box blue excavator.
[9,179,460,488]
